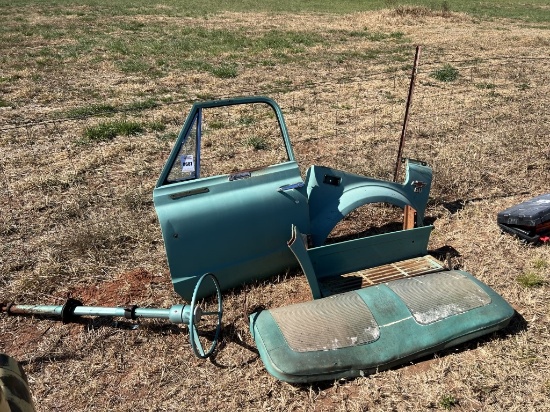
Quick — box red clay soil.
[1,269,166,357]
[67,268,163,306]
[0,322,48,358]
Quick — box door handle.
[170,187,209,200]
[278,182,305,192]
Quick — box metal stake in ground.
[393,45,421,182]
[1,273,223,359]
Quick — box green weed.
[439,394,458,409]
[516,272,546,288]
[126,99,159,111]
[83,120,144,142]
[208,120,226,130]
[533,259,548,270]
[258,30,322,50]
[246,136,269,150]
[118,59,156,74]
[66,104,117,119]
[239,116,255,126]
[347,29,405,42]
[210,63,238,79]
[157,132,178,141]
[431,64,459,82]
[147,121,166,132]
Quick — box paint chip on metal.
[269,292,379,352]
[387,271,491,324]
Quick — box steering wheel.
[188,273,223,359]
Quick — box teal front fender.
[305,160,432,245]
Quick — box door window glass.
[166,102,289,184]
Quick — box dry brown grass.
[1,8,549,411]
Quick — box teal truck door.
[154,98,309,300]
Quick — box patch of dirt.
[66,268,164,306]
[0,321,49,358]
[400,357,440,376]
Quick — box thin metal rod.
[393,45,421,182]
[1,303,191,324]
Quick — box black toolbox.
[497,194,550,244]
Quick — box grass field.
[1,1,549,411]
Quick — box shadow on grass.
[440,191,532,215]
[325,221,404,244]
[208,321,260,368]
